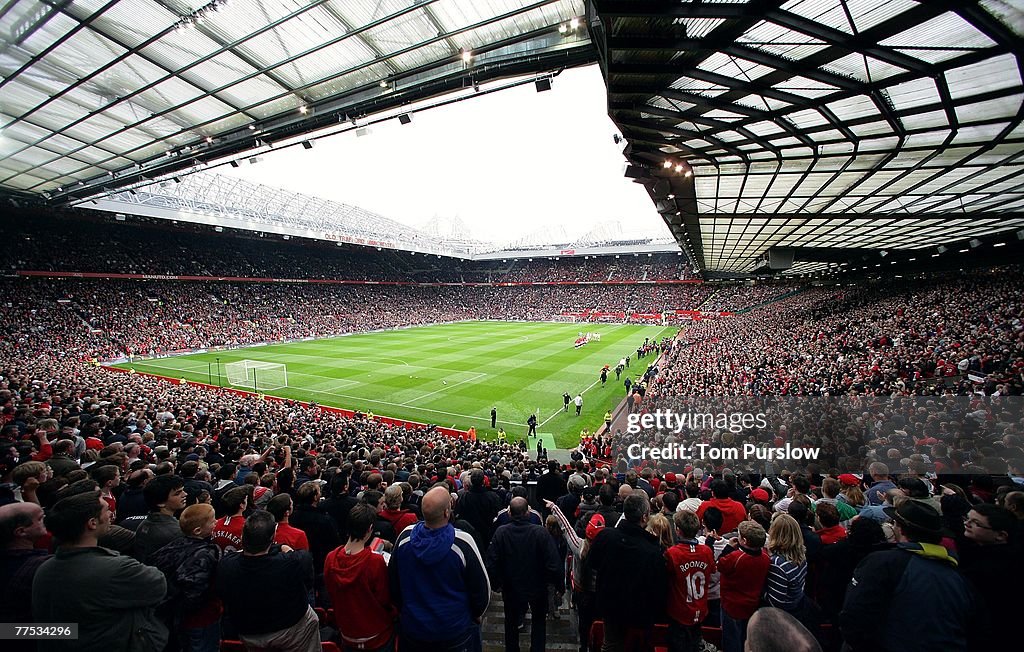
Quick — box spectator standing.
[537,460,567,512]
[216,511,320,651]
[840,500,977,652]
[133,474,186,563]
[211,486,248,553]
[665,511,716,652]
[0,502,51,652]
[289,481,341,585]
[696,480,747,535]
[486,497,563,652]
[717,521,770,652]
[324,503,396,652]
[267,493,310,551]
[388,485,490,652]
[149,503,223,652]
[456,469,502,552]
[764,515,813,629]
[958,504,1021,650]
[33,491,168,651]
[865,462,895,506]
[587,492,668,651]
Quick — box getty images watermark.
[623,409,821,462]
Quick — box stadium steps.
[481,591,579,652]
[695,288,719,310]
[734,287,807,314]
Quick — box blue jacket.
[840,542,978,652]
[388,522,490,641]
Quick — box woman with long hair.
[646,512,674,550]
[765,514,808,613]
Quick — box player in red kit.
[665,510,717,652]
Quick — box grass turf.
[110,321,676,449]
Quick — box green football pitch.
[110,321,676,448]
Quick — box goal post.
[223,360,288,391]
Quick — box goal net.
[224,360,288,391]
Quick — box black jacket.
[958,540,1022,650]
[486,518,564,599]
[149,536,221,622]
[456,486,501,550]
[289,503,341,573]
[587,520,668,626]
[817,539,891,619]
[133,513,183,563]
[840,542,978,652]
[538,471,567,505]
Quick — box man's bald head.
[618,484,634,500]
[745,607,821,652]
[421,485,453,528]
[509,497,528,518]
[0,502,45,547]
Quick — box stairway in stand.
[481,591,580,652]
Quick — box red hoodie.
[324,546,395,649]
[378,509,418,538]
[696,498,748,535]
[718,544,770,620]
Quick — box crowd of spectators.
[1,215,696,284]
[2,375,1021,652]
[699,283,800,313]
[0,279,712,361]
[1,216,1022,652]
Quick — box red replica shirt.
[273,522,309,550]
[666,540,717,625]
[212,515,245,552]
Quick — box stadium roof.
[5,1,1024,276]
[590,0,1024,273]
[0,0,592,201]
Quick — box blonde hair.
[767,514,806,565]
[646,513,674,549]
[842,485,865,508]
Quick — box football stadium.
[1,2,1023,652]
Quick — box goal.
[224,360,288,391]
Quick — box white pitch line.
[539,376,603,428]
[110,363,519,428]
[399,372,487,406]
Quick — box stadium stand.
[3,2,1024,652]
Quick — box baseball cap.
[749,488,770,503]
[585,513,606,541]
[884,500,942,535]
[838,473,861,487]
[664,472,677,485]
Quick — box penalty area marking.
[105,363,520,428]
